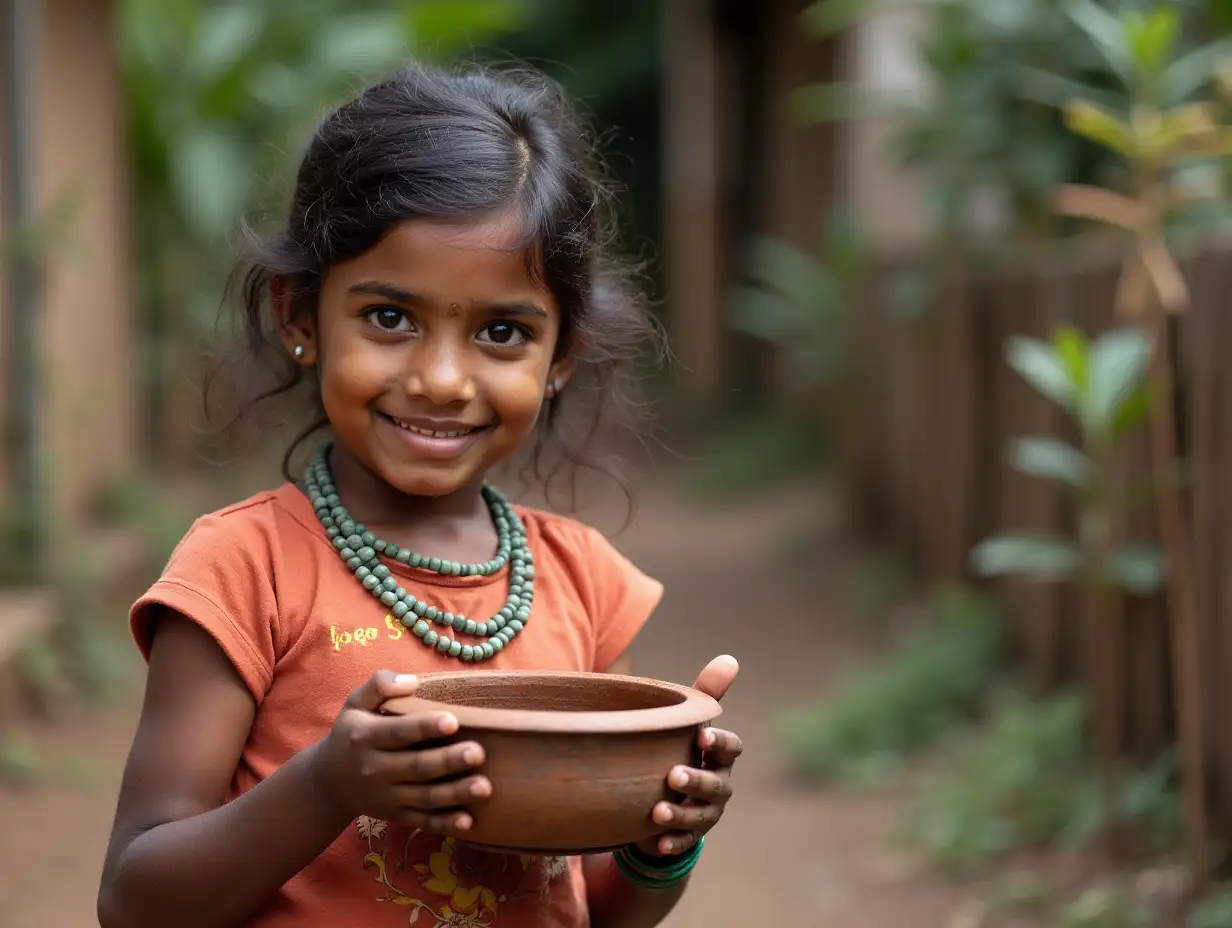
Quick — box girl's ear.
[544,356,577,400]
[272,277,318,365]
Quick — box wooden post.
[662,0,724,397]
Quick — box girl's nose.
[404,342,476,406]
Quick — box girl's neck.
[325,443,489,530]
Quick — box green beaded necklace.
[304,445,534,663]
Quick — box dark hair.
[213,60,663,510]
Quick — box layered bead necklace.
[304,445,534,662]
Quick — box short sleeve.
[582,527,664,672]
[130,509,280,703]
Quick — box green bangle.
[613,837,705,890]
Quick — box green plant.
[904,690,1181,873]
[0,498,44,587]
[1061,886,1156,928]
[1045,0,1232,890]
[780,583,1001,784]
[0,733,41,788]
[971,323,1157,852]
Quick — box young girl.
[97,63,742,928]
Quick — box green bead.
[425,606,438,621]
[395,549,412,563]
[437,636,452,652]
[461,645,475,661]
[410,554,423,568]
[428,557,442,572]
[481,643,495,659]
[326,526,340,539]
[392,602,409,618]
[442,613,454,626]
[523,566,536,579]
[499,606,514,620]
[448,641,462,657]
[357,546,376,562]
[373,565,390,580]
[347,557,363,571]
[449,562,461,576]
[515,607,530,621]
[490,637,503,653]
[412,620,429,637]
[363,575,381,591]
[346,534,362,549]
[382,577,397,592]
[424,629,439,646]
[464,619,478,635]
[412,602,427,617]
[452,615,468,631]
[332,536,347,550]
[485,620,499,635]
[380,591,397,607]
[341,521,356,536]
[361,532,376,547]
[340,547,357,561]
[373,540,386,554]
[355,566,371,580]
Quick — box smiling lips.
[382,412,489,460]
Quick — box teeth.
[392,418,472,439]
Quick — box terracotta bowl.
[382,670,721,855]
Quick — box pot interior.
[416,674,687,713]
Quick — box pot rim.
[382,670,722,734]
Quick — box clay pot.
[382,670,721,855]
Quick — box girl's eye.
[477,321,530,347]
[366,307,412,333]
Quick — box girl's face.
[283,215,573,499]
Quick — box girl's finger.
[397,808,474,835]
[392,774,492,810]
[651,829,702,857]
[368,711,459,749]
[667,766,731,801]
[387,742,486,783]
[698,728,743,766]
[653,800,720,833]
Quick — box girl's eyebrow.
[346,280,547,318]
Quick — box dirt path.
[0,472,984,927]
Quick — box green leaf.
[1125,6,1181,86]
[1111,384,1150,437]
[1081,327,1151,439]
[1063,0,1133,83]
[1107,545,1166,595]
[744,237,834,314]
[789,82,916,125]
[187,5,265,86]
[404,0,523,58]
[800,0,934,38]
[1010,436,1094,490]
[1161,38,1232,105]
[1051,325,1089,392]
[971,535,1083,582]
[310,12,412,81]
[1015,66,1124,112]
[169,124,250,239]
[1006,336,1078,412]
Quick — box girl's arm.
[97,613,356,928]
[98,611,486,928]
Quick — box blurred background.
[4,0,1232,925]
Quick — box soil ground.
[0,469,1036,928]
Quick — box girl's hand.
[638,655,742,857]
[308,670,491,835]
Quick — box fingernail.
[438,714,458,735]
[471,779,490,798]
[670,769,689,789]
[463,746,481,764]
[394,674,416,687]
[663,839,675,853]
[456,814,472,831]
[703,729,716,748]
[657,805,674,823]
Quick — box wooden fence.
[844,243,1232,834]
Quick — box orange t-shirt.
[129,482,663,928]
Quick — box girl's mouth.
[379,413,491,460]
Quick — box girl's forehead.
[328,216,548,296]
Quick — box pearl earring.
[294,345,305,359]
